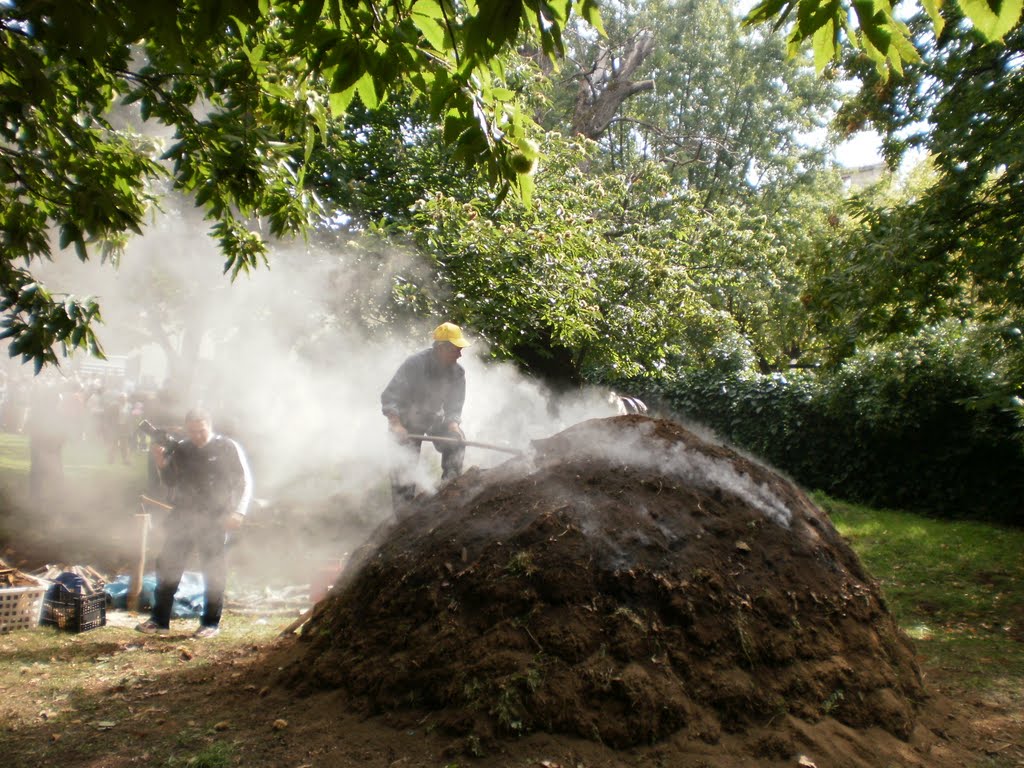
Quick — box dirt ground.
[2,416,1023,767]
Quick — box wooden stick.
[405,434,523,455]
[140,494,173,511]
[279,606,314,637]
[128,513,150,612]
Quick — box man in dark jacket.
[381,322,470,510]
[135,408,252,638]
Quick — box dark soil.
[278,416,932,760]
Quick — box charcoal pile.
[281,416,924,754]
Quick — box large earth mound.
[282,416,924,754]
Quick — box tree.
[807,10,1024,411]
[5,0,1020,376]
[395,135,712,386]
[303,96,484,227]
[542,0,837,211]
[639,0,836,208]
[568,29,656,139]
[386,132,842,386]
[0,0,601,369]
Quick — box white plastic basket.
[0,584,47,633]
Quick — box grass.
[0,618,283,768]
[0,432,31,474]
[0,431,148,536]
[815,492,1024,696]
[0,431,148,499]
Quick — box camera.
[137,420,184,449]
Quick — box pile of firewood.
[0,558,42,588]
[30,564,108,594]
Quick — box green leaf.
[355,71,379,109]
[303,126,316,164]
[465,0,522,59]
[855,1,894,59]
[329,50,364,96]
[889,27,922,65]
[573,0,606,36]
[299,0,326,28]
[540,0,572,25]
[516,163,534,206]
[411,0,448,50]
[812,17,836,71]
[958,0,1023,39]
[263,81,296,100]
[329,85,357,117]
[313,103,328,140]
[921,0,947,36]
[797,0,840,37]
[59,224,80,251]
[744,0,794,28]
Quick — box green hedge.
[647,337,1024,524]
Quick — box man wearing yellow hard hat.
[381,322,471,512]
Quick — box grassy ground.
[0,431,148,502]
[816,493,1024,704]
[1,443,1022,766]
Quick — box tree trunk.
[571,31,656,140]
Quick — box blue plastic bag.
[104,572,205,618]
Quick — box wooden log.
[278,606,315,637]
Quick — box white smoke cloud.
[26,206,625,532]
[538,420,794,528]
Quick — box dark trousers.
[150,514,227,629]
[390,433,465,511]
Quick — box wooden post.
[128,512,150,612]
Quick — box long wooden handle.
[128,513,150,612]
[406,434,523,455]
[140,494,173,510]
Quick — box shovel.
[406,434,524,456]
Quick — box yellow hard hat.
[432,322,470,348]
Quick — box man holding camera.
[135,408,252,638]
[381,322,470,513]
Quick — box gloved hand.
[387,415,409,443]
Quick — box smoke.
[22,206,624,564]
[530,420,795,529]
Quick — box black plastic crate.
[40,584,107,633]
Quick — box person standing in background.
[136,408,252,638]
[381,323,470,513]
